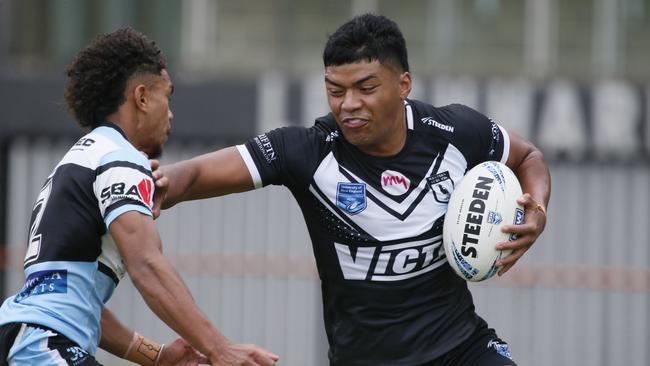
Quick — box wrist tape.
[124,332,164,366]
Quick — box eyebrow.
[325,74,377,88]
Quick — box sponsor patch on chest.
[334,238,445,281]
[336,182,367,215]
[380,170,411,196]
[14,270,68,302]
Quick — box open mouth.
[342,117,369,129]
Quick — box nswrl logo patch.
[427,171,454,203]
[487,211,503,225]
[336,182,367,215]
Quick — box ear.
[133,84,148,112]
[399,72,412,100]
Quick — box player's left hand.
[150,159,168,219]
[157,338,209,366]
[494,193,547,276]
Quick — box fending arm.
[156,146,255,209]
[109,210,279,365]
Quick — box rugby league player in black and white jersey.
[155,14,551,366]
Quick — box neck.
[106,111,137,147]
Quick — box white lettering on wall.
[538,79,588,160]
[485,77,534,138]
[592,80,639,160]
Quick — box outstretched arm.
[497,130,551,275]
[153,146,254,210]
[109,210,279,365]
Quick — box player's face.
[138,69,173,158]
[325,60,411,156]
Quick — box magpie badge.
[427,171,454,203]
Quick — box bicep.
[192,146,255,197]
[109,210,162,263]
[504,129,537,171]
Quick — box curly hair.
[323,13,409,73]
[64,27,167,128]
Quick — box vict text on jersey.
[335,238,445,281]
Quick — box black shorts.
[421,323,517,366]
[0,322,103,366]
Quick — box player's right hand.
[209,342,279,366]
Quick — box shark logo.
[137,178,153,207]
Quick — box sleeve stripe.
[105,199,150,221]
[236,144,263,189]
[104,204,153,230]
[498,125,510,164]
[95,161,152,177]
[105,203,152,228]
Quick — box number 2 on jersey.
[25,176,53,266]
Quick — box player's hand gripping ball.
[442,161,524,282]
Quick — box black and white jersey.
[0,123,155,355]
[238,99,510,365]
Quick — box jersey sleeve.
[237,126,321,189]
[93,149,154,228]
[445,104,510,167]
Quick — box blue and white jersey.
[0,123,154,355]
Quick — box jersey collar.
[96,122,128,140]
[404,100,414,130]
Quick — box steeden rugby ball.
[442,161,524,282]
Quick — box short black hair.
[64,27,167,128]
[323,13,409,73]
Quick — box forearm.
[514,148,551,207]
[99,308,134,357]
[160,160,201,209]
[126,251,227,358]
[161,147,254,209]
[100,308,165,365]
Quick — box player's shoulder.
[95,126,150,172]
[312,112,341,142]
[412,99,482,123]
[408,99,455,135]
[435,103,491,131]
[59,124,148,172]
[409,99,490,135]
[263,114,336,147]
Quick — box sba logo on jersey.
[336,182,367,215]
[100,178,153,208]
